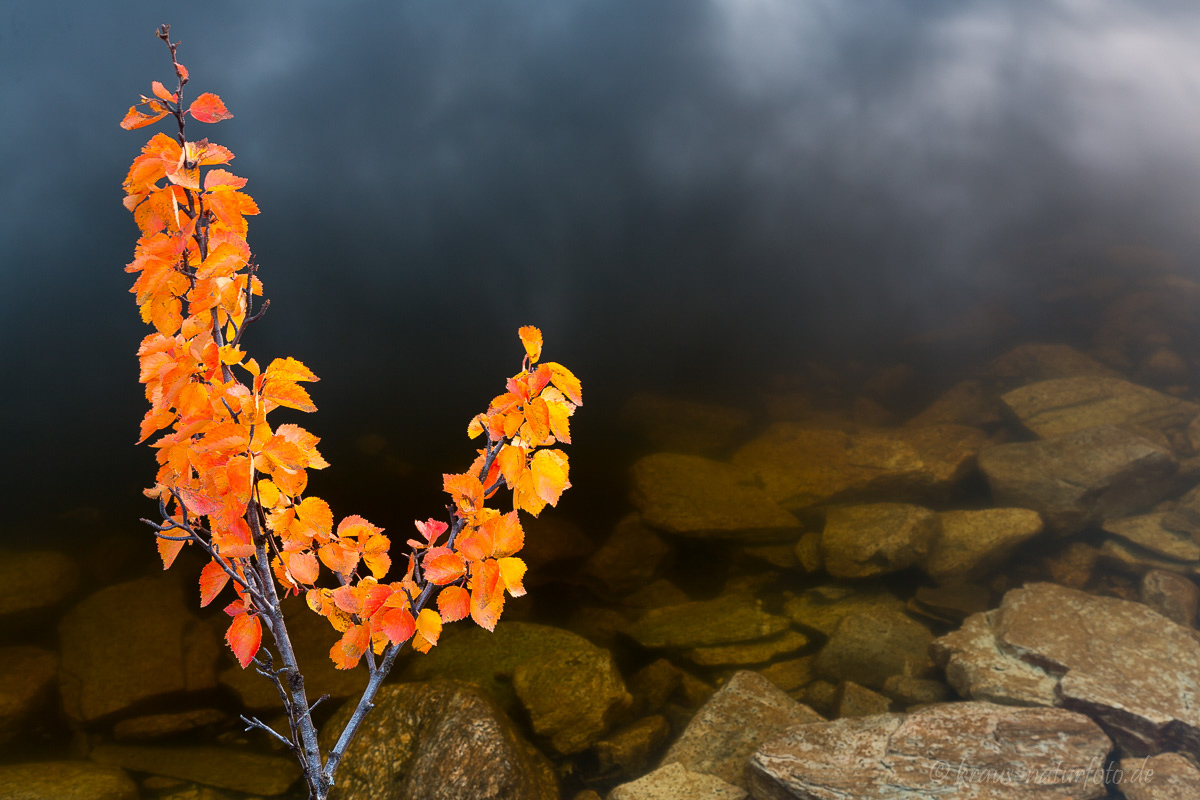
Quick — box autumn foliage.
[120,25,579,797]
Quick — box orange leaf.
[120,104,169,130]
[524,396,551,445]
[518,326,543,364]
[489,511,525,558]
[437,585,471,622]
[158,536,186,569]
[413,608,442,653]
[496,445,526,487]
[330,624,369,670]
[424,551,467,585]
[199,559,230,607]
[176,486,223,517]
[413,518,448,547]
[226,613,262,668]
[151,81,176,102]
[443,473,483,515]
[544,362,582,406]
[529,448,570,507]
[204,169,247,191]
[188,92,233,123]
[283,551,319,585]
[319,540,360,577]
[470,559,504,631]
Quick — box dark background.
[6,1,1200,540]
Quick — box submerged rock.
[0,646,57,745]
[630,453,802,539]
[512,644,632,755]
[1118,752,1200,800]
[820,503,939,579]
[0,549,81,632]
[319,680,557,800]
[580,514,674,596]
[1101,513,1200,562]
[608,762,746,800]
[0,761,138,800]
[932,582,1200,758]
[1140,569,1200,627]
[983,342,1122,390]
[731,424,986,511]
[1001,376,1199,441]
[747,702,1112,800]
[814,609,934,690]
[977,425,1177,535]
[58,574,218,722]
[90,743,300,796]
[660,671,822,789]
[400,622,603,715]
[623,594,790,650]
[783,583,906,638]
[922,508,1043,584]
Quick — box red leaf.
[226,613,262,668]
[378,607,415,645]
[188,92,233,123]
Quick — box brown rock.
[512,644,632,755]
[1118,752,1200,800]
[923,508,1043,584]
[320,681,557,800]
[1001,377,1199,440]
[747,702,1113,800]
[580,515,673,596]
[0,761,138,800]
[1103,513,1200,562]
[58,575,218,722]
[623,594,790,650]
[660,671,822,789]
[1140,569,1200,627]
[0,646,57,745]
[932,582,1200,757]
[90,743,299,796]
[731,424,986,510]
[630,453,801,539]
[0,549,81,631]
[835,681,892,717]
[814,609,934,690]
[821,503,939,579]
[609,762,746,800]
[984,343,1121,390]
[594,715,672,778]
[978,426,1178,535]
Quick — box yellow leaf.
[518,326,542,364]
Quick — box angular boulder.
[623,594,790,650]
[932,582,1200,758]
[977,426,1177,535]
[747,702,1112,800]
[660,671,822,789]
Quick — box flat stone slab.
[932,582,1200,758]
[1001,376,1199,440]
[630,453,801,539]
[0,761,138,800]
[90,744,300,796]
[1101,513,1200,562]
[731,424,986,510]
[747,702,1112,800]
[623,594,790,650]
[977,426,1177,535]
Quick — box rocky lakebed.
[10,266,1200,798]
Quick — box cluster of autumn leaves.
[122,61,580,671]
